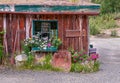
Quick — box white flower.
[25,44,28,46]
[21,51,25,54]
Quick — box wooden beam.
[66,30,81,37]
[0,12,100,16]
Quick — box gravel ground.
[0,38,120,83]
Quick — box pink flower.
[47,43,51,47]
[73,59,77,63]
[90,53,99,60]
[73,56,78,59]
[79,58,83,61]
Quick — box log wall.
[0,14,88,54]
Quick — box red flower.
[79,58,83,61]
[90,53,99,60]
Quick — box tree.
[91,0,120,13]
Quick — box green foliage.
[27,53,34,65]
[69,0,79,3]
[91,0,120,13]
[93,61,100,72]
[71,61,100,73]
[71,63,83,72]
[52,38,62,49]
[111,30,117,37]
[90,13,118,35]
[91,0,102,4]
[0,44,3,60]
[71,51,88,63]
[70,49,100,73]
[22,44,31,56]
[19,53,61,71]
[0,31,4,64]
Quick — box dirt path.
[90,38,120,64]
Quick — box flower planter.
[32,46,57,52]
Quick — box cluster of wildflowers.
[24,35,62,50]
[71,50,99,63]
[90,53,99,60]
[51,38,62,48]
[24,37,48,49]
[70,49,100,73]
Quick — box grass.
[70,61,100,73]
[16,53,62,72]
[90,13,119,35]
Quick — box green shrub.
[19,53,61,71]
[70,49,100,73]
[71,63,83,72]
[89,13,118,35]
[71,61,100,73]
[91,0,120,14]
[111,30,117,37]
[0,44,3,60]
[93,61,100,72]
[0,31,4,64]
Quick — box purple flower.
[47,43,51,47]
[79,58,83,61]
[73,59,77,63]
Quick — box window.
[33,20,58,40]
[32,20,58,52]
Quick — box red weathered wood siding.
[0,14,3,31]
[0,14,89,54]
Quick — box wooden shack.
[0,1,100,54]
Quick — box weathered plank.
[0,14,3,31]
[82,15,88,52]
[66,30,81,37]
[2,13,89,54]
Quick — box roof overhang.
[0,2,100,16]
[0,11,100,16]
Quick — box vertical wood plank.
[82,15,88,53]
[63,15,68,50]
[74,15,78,51]
[12,14,18,53]
[6,14,12,54]
[19,15,25,40]
[0,14,3,31]
[66,15,70,50]
[70,15,74,49]
[79,16,83,51]
[58,15,63,49]
[3,14,8,54]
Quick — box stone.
[15,54,27,66]
[52,51,71,72]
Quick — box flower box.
[32,46,57,52]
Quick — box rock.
[15,54,27,66]
[52,51,71,72]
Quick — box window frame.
[32,20,58,52]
